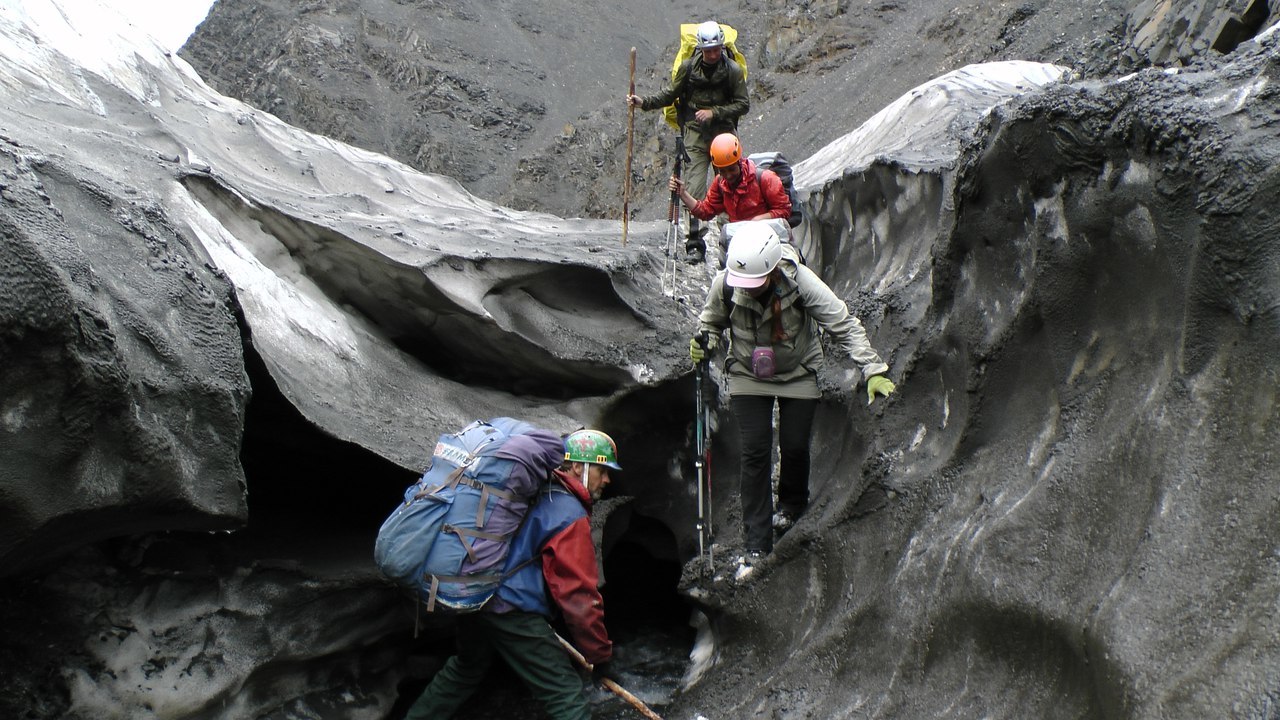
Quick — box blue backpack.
[374,418,563,612]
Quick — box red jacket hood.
[552,468,593,509]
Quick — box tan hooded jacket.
[697,245,889,398]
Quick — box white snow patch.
[795,61,1070,187]
[909,423,927,452]
[681,609,717,690]
[0,0,177,105]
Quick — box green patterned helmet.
[564,429,622,470]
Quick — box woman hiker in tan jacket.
[690,222,897,565]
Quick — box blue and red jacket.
[489,469,612,665]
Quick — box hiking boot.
[772,508,798,535]
[685,226,706,265]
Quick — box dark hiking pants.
[731,394,818,553]
[404,610,590,720]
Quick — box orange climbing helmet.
[710,133,742,168]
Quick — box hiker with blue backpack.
[689,223,897,568]
[397,426,622,720]
[628,20,750,264]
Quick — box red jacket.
[690,159,791,223]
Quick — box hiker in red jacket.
[669,132,791,229]
[404,429,621,720]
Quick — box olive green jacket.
[698,246,889,391]
[641,56,749,138]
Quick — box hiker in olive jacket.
[690,223,896,564]
[628,20,750,262]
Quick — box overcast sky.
[107,0,214,50]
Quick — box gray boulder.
[0,128,249,576]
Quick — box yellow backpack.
[661,23,749,130]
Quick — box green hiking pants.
[682,125,712,203]
[404,610,591,720]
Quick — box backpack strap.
[414,465,517,528]
[755,168,803,229]
[422,572,500,613]
[756,169,775,214]
[422,521,514,612]
[421,554,541,613]
[676,54,732,125]
[442,523,512,561]
[448,469,516,528]
[420,472,554,613]
[722,277,806,312]
[425,576,440,613]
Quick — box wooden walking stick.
[555,633,664,720]
[622,47,636,246]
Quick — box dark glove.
[591,661,620,685]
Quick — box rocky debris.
[180,0,678,219]
[1127,0,1280,63]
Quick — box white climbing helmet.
[724,221,783,288]
[695,21,725,50]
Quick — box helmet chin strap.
[581,461,592,490]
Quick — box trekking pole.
[671,135,688,227]
[555,634,664,720]
[622,47,636,247]
[693,331,711,567]
[701,334,714,552]
[662,136,690,296]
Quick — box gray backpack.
[748,151,804,228]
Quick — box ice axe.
[555,633,664,720]
[622,46,636,246]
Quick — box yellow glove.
[866,375,896,405]
[690,337,707,363]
